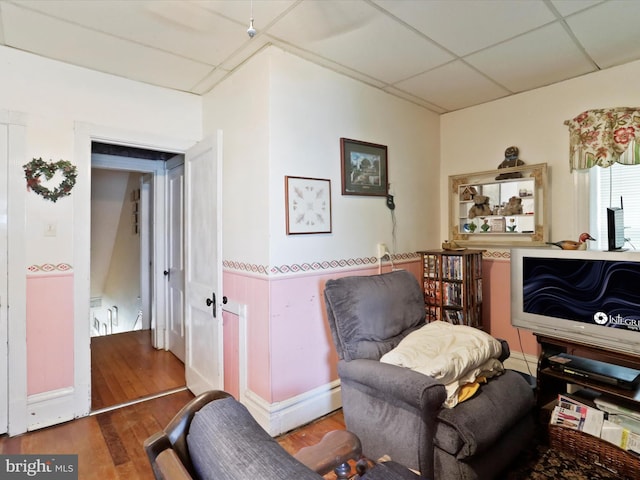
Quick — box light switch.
[44,222,57,237]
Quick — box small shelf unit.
[418,249,484,328]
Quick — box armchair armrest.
[498,339,510,362]
[154,449,193,480]
[144,431,194,480]
[294,430,362,476]
[338,359,447,412]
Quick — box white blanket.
[380,321,504,408]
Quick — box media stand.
[536,334,640,409]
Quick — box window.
[590,161,640,250]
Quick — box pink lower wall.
[269,264,422,402]
[26,273,74,395]
[222,310,240,399]
[224,260,422,403]
[222,271,271,400]
[482,256,538,356]
[223,255,535,405]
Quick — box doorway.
[89,142,186,412]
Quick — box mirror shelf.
[449,163,548,247]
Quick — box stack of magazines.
[595,397,640,454]
[550,393,604,437]
[550,392,640,455]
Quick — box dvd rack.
[418,249,484,328]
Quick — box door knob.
[206,293,217,317]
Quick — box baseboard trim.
[27,387,75,431]
[243,380,342,436]
[238,353,537,437]
[504,352,538,378]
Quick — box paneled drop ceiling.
[1,0,639,114]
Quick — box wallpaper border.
[224,252,422,277]
[27,263,73,274]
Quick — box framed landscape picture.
[285,176,332,235]
[340,138,388,196]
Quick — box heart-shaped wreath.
[23,158,78,203]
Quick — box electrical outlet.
[377,243,389,259]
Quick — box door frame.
[73,122,195,417]
[5,112,28,435]
[165,158,186,362]
[140,173,153,332]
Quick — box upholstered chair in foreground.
[144,390,424,480]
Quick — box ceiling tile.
[268,39,388,89]
[191,67,231,95]
[193,36,273,94]
[267,0,454,84]
[383,86,448,114]
[374,0,556,56]
[465,22,596,92]
[549,0,604,17]
[393,61,510,112]
[196,0,296,27]
[565,0,640,69]
[2,2,213,91]
[11,0,247,66]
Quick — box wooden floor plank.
[91,329,185,411]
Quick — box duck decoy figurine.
[547,232,596,250]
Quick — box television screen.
[523,256,640,330]
[512,248,640,355]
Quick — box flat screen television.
[511,248,640,355]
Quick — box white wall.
[204,46,441,268]
[202,51,271,268]
[440,58,640,244]
[269,49,440,265]
[102,172,142,333]
[90,169,129,297]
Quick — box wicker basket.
[548,424,640,479]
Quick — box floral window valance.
[564,107,640,171]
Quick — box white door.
[167,159,185,362]
[0,123,7,434]
[184,133,223,395]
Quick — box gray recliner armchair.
[324,270,535,480]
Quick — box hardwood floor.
[0,390,196,479]
[91,330,185,411]
[0,391,347,479]
[1,330,348,478]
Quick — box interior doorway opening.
[89,141,186,412]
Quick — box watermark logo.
[593,311,609,325]
[592,311,640,330]
[0,455,77,479]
